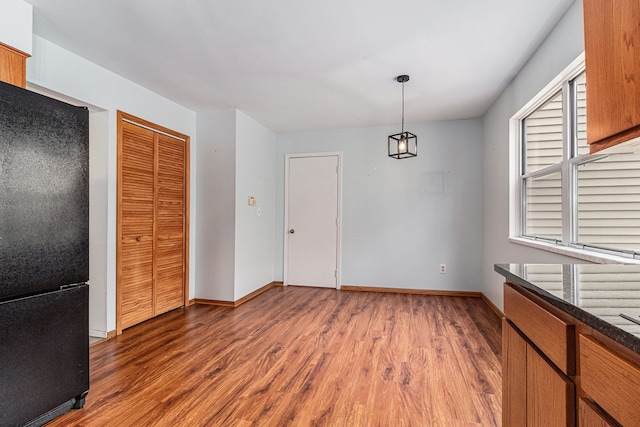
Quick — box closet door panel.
[155,134,185,315]
[119,123,155,328]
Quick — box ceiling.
[23,0,576,133]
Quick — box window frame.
[509,53,640,264]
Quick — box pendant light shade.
[388,75,417,159]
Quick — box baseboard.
[194,281,284,308]
[480,293,505,319]
[193,298,235,307]
[89,329,107,339]
[234,281,283,306]
[89,329,117,347]
[191,282,505,319]
[341,285,504,319]
[340,285,482,298]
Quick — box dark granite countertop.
[495,263,640,355]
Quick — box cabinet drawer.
[504,284,574,374]
[580,335,640,427]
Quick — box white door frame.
[284,152,342,289]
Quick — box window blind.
[577,153,640,251]
[525,92,563,172]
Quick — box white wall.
[481,0,585,309]
[88,110,109,337]
[235,111,276,299]
[196,109,276,301]
[276,119,484,291]
[195,110,237,301]
[0,0,32,55]
[26,35,197,336]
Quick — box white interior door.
[285,154,340,288]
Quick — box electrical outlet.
[439,264,446,274]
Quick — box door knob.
[289,229,295,234]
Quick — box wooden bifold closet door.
[117,111,189,333]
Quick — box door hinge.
[334,270,338,278]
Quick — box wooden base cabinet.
[578,398,617,427]
[527,344,574,426]
[503,283,640,427]
[503,319,575,427]
[579,334,640,426]
[503,319,527,426]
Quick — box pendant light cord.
[401,81,405,134]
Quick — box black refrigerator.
[0,81,90,426]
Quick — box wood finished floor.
[49,286,502,426]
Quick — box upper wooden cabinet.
[584,0,640,153]
[0,43,27,88]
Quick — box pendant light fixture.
[388,75,417,159]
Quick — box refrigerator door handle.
[60,282,86,290]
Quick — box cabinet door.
[119,122,156,329]
[584,0,640,153]
[527,345,575,427]
[578,398,617,427]
[503,319,527,427]
[155,133,186,315]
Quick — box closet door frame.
[116,111,190,335]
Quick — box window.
[576,152,640,254]
[512,55,640,260]
[522,90,563,242]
